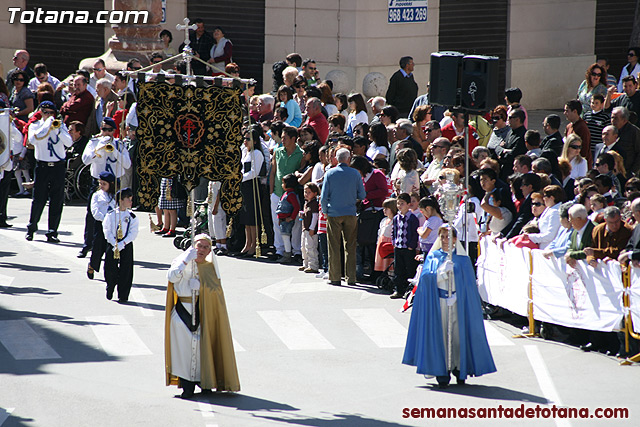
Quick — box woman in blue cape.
[403,225,496,388]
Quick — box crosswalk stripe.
[258,310,334,350]
[0,408,14,426]
[484,320,515,346]
[0,320,61,360]
[197,401,216,418]
[86,315,152,356]
[344,308,408,348]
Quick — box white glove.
[183,247,198,263]
[446,294,457,306]
[443,260,454,273]
[117,241,126,252]
[188,278,200,291]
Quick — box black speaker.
[429,51,464,107]
[460,55,499,112]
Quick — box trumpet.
[51,119,61,129]
[104,142,114,153]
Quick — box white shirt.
[90,190,116,222]
[346,110,368,135]
[367,143,389,160]
[28,73,61,92]
[569,157,588,179]
[82,135,132,178]
[528,202,561,249]
[103,208,139,248]
[90,70,115,88]
[454,196,483,242]
[241,148,264,182]
[311,162,325,185]
[27,117,73,162]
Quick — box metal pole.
[463,111,470,254]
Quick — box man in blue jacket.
[320,148,366,286]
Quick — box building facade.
[0,0,636,109]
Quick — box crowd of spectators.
[3,21,640,358]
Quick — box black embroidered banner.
[135,82,243,214]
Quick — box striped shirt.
[584,109,610,152]
[318,204,327,234]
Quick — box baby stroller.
[173,202,210,250]
[375,252,395,293]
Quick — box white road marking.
[129,286,154,317]
[197,401,216,419]
[344,308,408,348]
[233,338,245,352]
[483,320,515,346]
[257,278,361,301]
[0,408,14,426]
[86,315,152,356]
[524,345,572,427]
[0,273,15,290]
[0,320,60,360]
[258,310,334,350]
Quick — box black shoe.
[180,389,195,399]
[77,248,90,258]
[154,228,169,235]
[106,288,113,300]
[25,232,33,241]
[347,282,356,287]
[162,231,177,238]
[118,298,129,304]
[0,221,12,228]
[45,233,60,243]
[87,266,95,280]
[389,291,404,299]
[327,280,341,286]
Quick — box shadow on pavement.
[252,411,413,426]
[135,260,171,270]
[0,286,61,296]
[419,383,547,404]
[0,305,119,376]
[0,262,70,274]
[0,407,33,427]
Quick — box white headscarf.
[429,224,467,256]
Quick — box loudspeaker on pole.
[429,51,464,107]
[460,55,499,112]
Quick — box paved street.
[0,197,638,427]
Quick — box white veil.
[429,224,467,256]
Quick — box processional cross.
[176,17,197,76]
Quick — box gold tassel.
[114,223,123,260]
[166,179,173,202]
[149,214,160,232]
[226,217,233,238]
[261,224,267,244]
[186,192,193,217]
[255,245,261,258]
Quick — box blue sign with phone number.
[388,6,428,23]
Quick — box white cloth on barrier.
[531,251,624,332]
[630,267,640,335]
[476,238,529,317]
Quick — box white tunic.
[167,259,202,381]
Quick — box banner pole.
[621,265,640,365]
[513,249,538,338]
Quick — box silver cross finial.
[176,18,197,48]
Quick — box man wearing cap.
[77,117,131,257]
[25,101,73,242]
[165,234,240,398]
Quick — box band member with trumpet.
[25,101,73,242]
[78,117,131,258]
